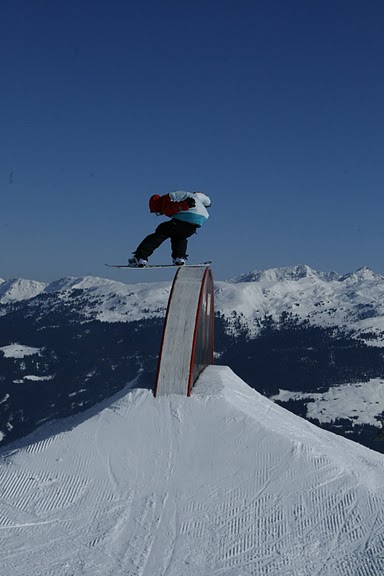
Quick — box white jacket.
[169,191,211,226]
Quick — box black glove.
[185,197,196,208]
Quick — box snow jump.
[154,265,214,396]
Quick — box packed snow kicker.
[1,367,384,575]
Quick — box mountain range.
[1,264,384,451]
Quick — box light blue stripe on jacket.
[173,212,207,226]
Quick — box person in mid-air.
[128,190,211,267]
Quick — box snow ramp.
[154,265,214,396]
[1,366,384,576]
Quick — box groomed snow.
[1,366,383,575]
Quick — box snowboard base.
[105,261,211,269]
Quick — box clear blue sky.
[1,0,384,283]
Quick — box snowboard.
[105,261,211,269]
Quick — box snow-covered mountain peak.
[0,278,47,304]
[228,264,339,284]
[41,275,171,322]
[44,275,120,294]
[338,266,384,284]
[2,264,384,342]
[213,264,384,341]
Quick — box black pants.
[135,219,199,260]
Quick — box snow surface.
[1,264,384,443]
[0,344,42,358]
[218,265,384,341]
[2,265,384,345]
[272,378,384,428]
[16,375,54,382]
[227,263,341,283]
[0,278,47,303]
[15,264,381,345]
[1,366,384,576]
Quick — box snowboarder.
[128,191,211,267]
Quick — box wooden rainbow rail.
[154,266,214,396]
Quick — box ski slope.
[1,366,384,576]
